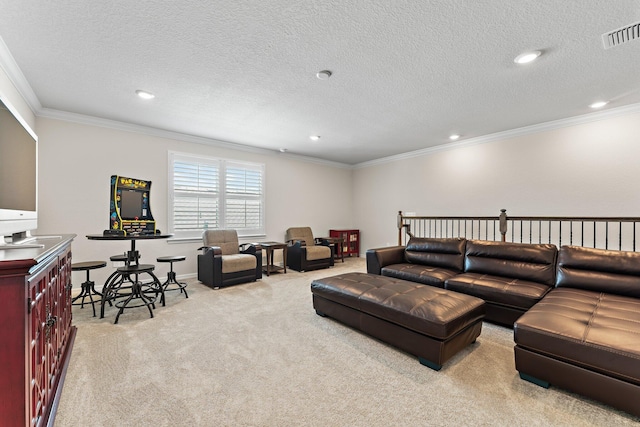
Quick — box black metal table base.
[100,265,164,324]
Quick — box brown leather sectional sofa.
[514,245,640,418]
[366,238,557,326]
[366,238,640,418]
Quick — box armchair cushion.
[222,254,257,273]
[306,245,332,261]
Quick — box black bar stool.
[100,251,154,320]
[157,256,188,298]
[112,264,164,324]
[102,252,139,301]
[71,261,107,317]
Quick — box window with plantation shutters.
[169,152,265,239]
[224,163,264,233]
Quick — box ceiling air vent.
[602,21,640,49]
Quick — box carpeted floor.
[56,258,640,426]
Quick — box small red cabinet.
[329,229,360,257]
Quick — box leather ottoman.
[311,272,485,370]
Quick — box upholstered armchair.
[197,230,262,288]
[285,227,334,272]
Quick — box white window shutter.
[169,153,265,239]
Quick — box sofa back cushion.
[464,240,557,286]
[285,227,316,246]
[404,237,466,272]
[556,245,640,298]
[202,229,239,255]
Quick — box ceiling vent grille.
[602,21,640,49]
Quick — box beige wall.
[35,117,353,285]
[353,111,640,252]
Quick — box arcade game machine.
[109,175,156,235]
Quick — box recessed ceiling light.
[279,148,288,153]
[589,101,608,109]
[514,51,542,64]
[135,90,155,100]
[316,70,332,80]
[449,134,460,141]
[310,135,321,141]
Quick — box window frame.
[168,151,266,240]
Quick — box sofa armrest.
[197,246,223,287]
[240,243,262,254]
[287,240,307,253]
[366,246,406,275]
[239,244,262,279]
[315,237,330,245]
[198,245,222,256]
[287,239,307,247]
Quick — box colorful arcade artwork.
[110,175,156,235]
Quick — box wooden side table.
[321,237,344,262]
[258,241,287,276]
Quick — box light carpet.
[56,258,640,426]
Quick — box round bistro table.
[86,233,172,323]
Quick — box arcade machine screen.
[120,189,145,219]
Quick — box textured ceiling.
[0,1,639,165]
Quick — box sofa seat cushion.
[381,263,459,288]
[221,254,257,274]
[311,272,485,340]
[306,245,331,261]
[515,287,640,386]
[445,272,550,310]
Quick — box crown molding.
[37,107,352,169]
[36,101,640,172]
[354,102,640,169]
[274,151,353,169]
[0,36,41,112]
